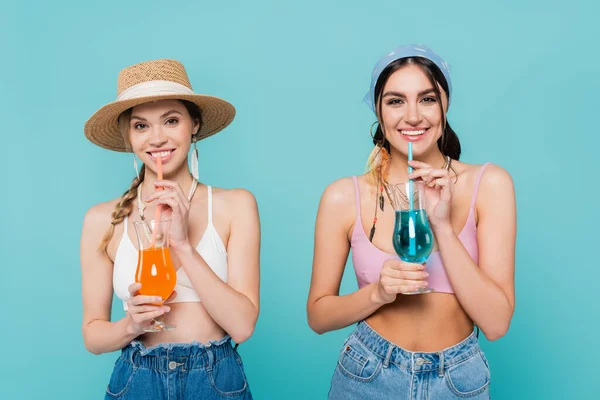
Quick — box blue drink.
[392,209,434,263]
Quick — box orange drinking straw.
[151,157,163,247]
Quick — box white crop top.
[112,186,228,310]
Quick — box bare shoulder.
[317,176,358,234]
[320,176,356,208]
[451,160,481,180]
[478,163,514,194]
[81,198,122,259]
[83,198,120,231]
[471,163,516,213]
[452,161,512,186]
[311,176,359,245]
[211,186,258,214]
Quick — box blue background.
[1,0,598,398]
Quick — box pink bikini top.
[350,163,491,293]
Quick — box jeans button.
[168,361,177,370]
[416,358,425,366]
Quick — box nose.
[148,126,168,146]
[405,102,421,125]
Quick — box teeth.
[401,129,426,136]
[151,150,172,157]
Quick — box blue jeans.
[105,336,252,399]
[329,321,491,399]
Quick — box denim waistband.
[120,335,234,372]
[354,321,480,373]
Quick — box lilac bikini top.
[350,163,490,293]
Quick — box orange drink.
[133,218,177,332]
[135,247,176,302]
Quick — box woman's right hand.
[375,259,429,304]
[125,283,173,336]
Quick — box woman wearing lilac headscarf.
[307,45,516,399]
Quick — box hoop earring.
[369,121,380,140]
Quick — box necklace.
[369,156,454,242]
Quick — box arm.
[307,179,422,334]
[435,165,516,340]
[80,205,139,355]
[172,189,260,344]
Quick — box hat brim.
[84,94,235,152]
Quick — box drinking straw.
[407,142,416,256]
[407,142,415,212]
[151,157,163,247]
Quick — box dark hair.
[372,57,461,160]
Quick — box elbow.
[480,302,514,341]
[483,321,511,342]
[229,303,259,344]
[82,325,104,355]
[309,323,326,335]
[307,309,327,335]
[230,319,257,345]
[231,327,254,345]
[82,336,103,355]
[86,345,103,356]
[484,331,505,342]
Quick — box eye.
[421,96,437,103]
[386,98,404,105]
[165,118,179,125]
[133,123,147,130]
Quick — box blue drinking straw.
[407,143,416,256]
[407,142,414,211]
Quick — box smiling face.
[377,63,448,158]
[125,99,199,176]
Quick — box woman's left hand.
[408,160,454,230]
[144,180,191,249]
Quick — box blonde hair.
[365,119,391,187]
[97,109,144,252]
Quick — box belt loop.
[383,344,394,369]
[206,346,215,371]
[128,345,138,367]
[437,351,444,377]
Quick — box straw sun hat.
[84,59,236,152]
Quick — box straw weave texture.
[84,59,235,152]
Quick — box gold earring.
[370,121,380,140]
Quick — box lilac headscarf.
[363,44,452,114]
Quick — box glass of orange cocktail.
[133,219,177,332]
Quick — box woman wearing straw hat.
[307,45,516,399]
[81,59,258,399]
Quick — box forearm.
[174,244,258,343]
[308,282,384,334]
[435,227,513,340]
[82,316,139,355]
